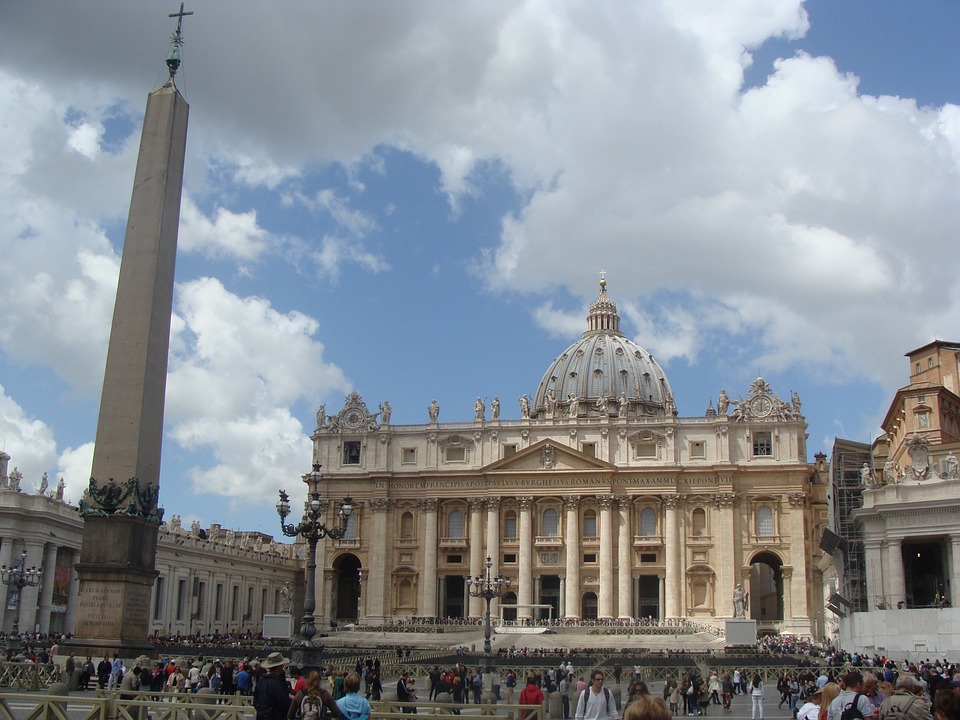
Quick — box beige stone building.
[310,280,829,638]
[0,457,300,639]
[837,340,960,657]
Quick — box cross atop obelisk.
[71,5,192,656]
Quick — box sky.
[0,0,958,537]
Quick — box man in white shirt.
[574,671,620,720]
[827,672,875,720]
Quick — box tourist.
[878,676,929,720]
[574,670,619,720]
[623,695,671,720]
[294,670,343,720]
[253,653,292,720]
[336,673,371,720]
[520,675,546,720]
[750,674,764,720]
[826,672,875,720]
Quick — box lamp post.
[277,464,353,670]
[0,550,42,656]
[465,555,511,701]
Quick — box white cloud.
[178,196,272,264]
[165,277,351,505]
[0,385,58,489]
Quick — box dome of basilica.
[531,278,675,419]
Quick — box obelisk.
[71,5,192,655]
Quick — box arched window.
[400,512,414,539]
[504,511,518,540]
[640,507,657,537]
[756,506,774,537]
[448,509,465,538]
[691,508,706,537]
[542,508,559,537]
[583,510,598,538]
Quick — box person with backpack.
[878,676,929,720]
[336,673,371,720]
[292,670,344,720]
[574,671,619,720]
[520,675,546,720]
[826,672,876,720]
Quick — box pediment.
[484,439,615,472]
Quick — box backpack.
[301,694,324,720]
[882,695,919,720]
[577,688,611,717]
[840,694,866,720]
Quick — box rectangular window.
[636,442,657,458]
[583,515,597,538]
[447,555,462,564]
[581,442,596,458]
[503,553,517,564]
[446,446,466,462]
[504,515,518,539]
[640,553,657,563]
[583,553,598,564]
[690,441,705,459]
[753,431,772,456]
[343,441,361,465]
[176,579,186,621]
[401,447,417,464]
[344,513,358,540]
[215,584,223,621]
[503,444,518,458]
[153,577,165,621]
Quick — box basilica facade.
[309,280,830,638]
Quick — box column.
[366,499,391,623]
[37,542,60,634]
[664,495,682,617]
[658,573,666,620]
[617,498,632,619]
[0,539,13,631]
[485,499,502,617]
[863,539,884,608]
[886,538,905,606]
[518,496,534,621]
[315,500,330,628]
[781,566,793,623]
[468,499,485,618]
[19,541,44,634]
[787,493,810,624]
[951,536,960,604]
[714,493,737,617]
[64,550,81,635]
[598,495,614,619]
[421,499,439,617]
[563,496,581,619]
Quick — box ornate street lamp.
[466,555,511,699]
[277,464,353,668]
[1,550,42,655]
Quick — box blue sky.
[0,1,957,536]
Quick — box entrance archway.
[582,592,598,620]
[443,576,465,618]
[540,576,560,620]
[749,552,783,622]
[332,553,362,622]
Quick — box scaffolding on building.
[831,438,871,613]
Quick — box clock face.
[749,395,773,418]
[343,409,364,429]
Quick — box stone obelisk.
[71,6,191,655]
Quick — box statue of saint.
[791,391,802,414]
[618,393,628,418]
[595,395,609,414]
[733,584,749,618]
[474,397,485,421]
[379,401,392,424]
[279,582,293,614]
[567,394,580,418]
[717,389,730,415]
[55,477,65,500]
[860,462,874,488]
[545,389,557,416]
[518,394,531,419]
[943,452,959,480]
[8,467,22,492]
[315,404,326,429]
[428,399,440,422]
[38,472,49,495]
[491,396,500,420]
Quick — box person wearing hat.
[254,653,292,720]
[797,683,838,720]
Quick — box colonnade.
[0,538,80,636]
